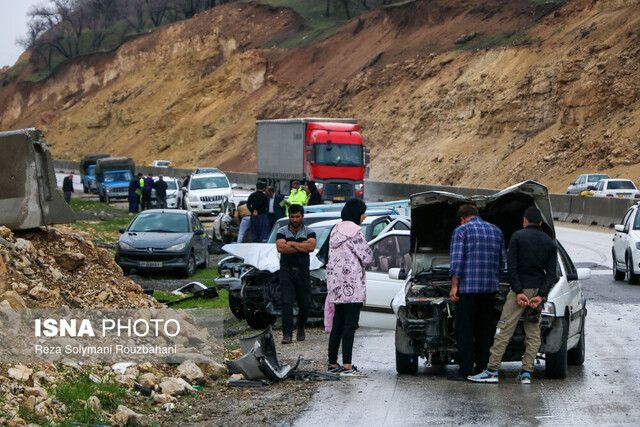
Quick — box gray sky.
[0,0,42,68]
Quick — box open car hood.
[410,180,554,274]
[221,243,323,273]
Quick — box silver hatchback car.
[566,173,610,194]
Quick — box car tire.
[545,317,568,379]
[626,255,639,285]
[243,302,276,329]
[395,349,418,375]
[229,293,244,320]
[567,318,585,366]
[181,253,196,278]
[83,183,88,194]
[613,255,625,281]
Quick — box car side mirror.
[306,151,313,162]
[614,224,625,233]
[566,268,591,281]
[388,267,407,281]
[231,183,238,189]
[119,228,126,233]
[194,229,205,236]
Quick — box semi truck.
[95,157,136,204]
[80,153,110,193]
[256,118,370,201]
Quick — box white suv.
[182,172,233,215]
[612,202,640,284]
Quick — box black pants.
[455,293,497,377]
[280,267,311,336]
[141,190,151,210]
[328,302,363,365]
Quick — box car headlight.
[541,302,555,316]
[315,182,324,190]
[219,268,232,278]
[118,241,135,251]
[188,195,199,202]
[167,194,177,199]
[166,242,187,252]
[635,242,640,250]
[355,183,364,191]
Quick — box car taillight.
[356,190,364,196]
[635,194,640,199]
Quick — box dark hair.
[307,181,317,192]
[341,198,367,224]
[292,180,300,186]
[457,204,479,219]
[137,173,143,177]
[289,204,304,216]
[256,181,266,190]
[524,206,542,224]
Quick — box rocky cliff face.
[1,0,639,193]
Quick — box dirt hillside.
[1,0,639,193]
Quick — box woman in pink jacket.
[326,199,373,377]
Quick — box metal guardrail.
[54,159,632,227]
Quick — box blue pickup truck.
[80,153,110,193]
[95,157,136,204]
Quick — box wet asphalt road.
[295,226,640,426]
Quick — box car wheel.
[83,183,88,194]
[243,302,276,329]
[626,255,639,285]
[613,255,625,281]
[395,349,418,375]
[545,317,568,379]
[229,293,244,320]
[181,253,196,278]
[567,317,585,366]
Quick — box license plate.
[334,196,345,201]
[618,194,629,198]
[139,261,162,268]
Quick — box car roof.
[191,172,227,178]
[137,209,189,215]
[600,178,633,182]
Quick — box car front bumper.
[115,250,190,270]
[188,201,222,215]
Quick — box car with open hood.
[391,181,590,378]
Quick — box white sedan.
[590,179,640,199]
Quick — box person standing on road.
[326,199,373,377]
[154,175,168,209]
[276,204,316,344]
[306,181,322,206]
[266,186,286,230]
[128,173,142,213]
[247,182,270,242]
[448,204,506,381]
[469,207,557,384]
[141,173,154,210]
[284,181,308,215]
[62,173,74,204]
[234,201,251,243]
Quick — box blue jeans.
[250,213,269,242]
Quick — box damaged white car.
[392,181,589,378]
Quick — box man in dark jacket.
[62,173,74,204]
[266,186,286,229]
[247,182,270,242]
[128,173,142,213]
[153,175,169,209]
[141,174,154,210]
[469,206,557,384]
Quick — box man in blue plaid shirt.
[448,204,506,381]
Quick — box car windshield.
[165,180,178,190]
[87,165,96,175]
[155,161,170,167]
[195,168,221,174]
[607,180,636,190]
[588,174,609,182]
[191,176,229,190]
[315,143,363,167]
[128,213,188,233]
[104,171,133,182]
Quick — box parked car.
[392,181,589,378]
[216,212,410,329]
[590,179,640,199]
[612,202,640,284]
[566,173,610,194]
[212,195,249,243]
[152,160,172,168]
[150,177,183,209]
[193,167,222,175]
[181,172,233,215]
[115,210,210,277]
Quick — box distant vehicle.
[193,167,222,175]
[612,202,640,284]
[152,160,172,168]
[181,172,233,215]
[590,179,640,199]
[257,118,370,202]
[80,153,110,193]
[95,157,136,204]
[115,209,210,277]
[566,173,610,194]
[151,177,183,209]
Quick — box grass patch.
[72,216,132,240]
[154,288,229,309]
[70,198,126,212]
